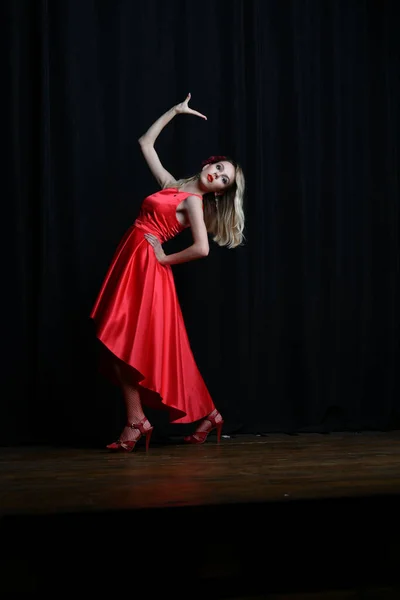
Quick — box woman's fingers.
[144,234,159,246]
[189,109,207,120]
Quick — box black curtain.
[3,0,399,446]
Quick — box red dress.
[90,187,215,423]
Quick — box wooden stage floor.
[1,431,400,598]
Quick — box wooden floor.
[2,432,400,598]
[2,431,400,515]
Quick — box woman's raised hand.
[175,93,207,120]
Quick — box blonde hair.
[166,160,245,249]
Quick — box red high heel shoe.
[106,418,153,453]
[184,410,224,444]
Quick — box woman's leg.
[112,359,151,443]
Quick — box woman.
[90,93,245,452]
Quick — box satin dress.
[90,188,215,423]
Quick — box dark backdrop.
[2,0,399,446]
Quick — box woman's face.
[200,161,236,195]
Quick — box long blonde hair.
[166,159,245,249]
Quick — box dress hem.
[93,327,207,424]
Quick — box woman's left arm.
[144,196,209,265]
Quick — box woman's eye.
[222,177,228,185]
[216,164,221,170]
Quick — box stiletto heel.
[184,410,224,445]
[106,417,153,453]
[145,427,153,452]
[216,421,223,444]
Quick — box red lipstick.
[207,174,213,183]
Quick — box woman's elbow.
[198,244,209,258]
[138,136,150,146]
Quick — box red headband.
[201,155,227,167]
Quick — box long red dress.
[90,187,215,423]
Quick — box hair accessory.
[201,155,227,167]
